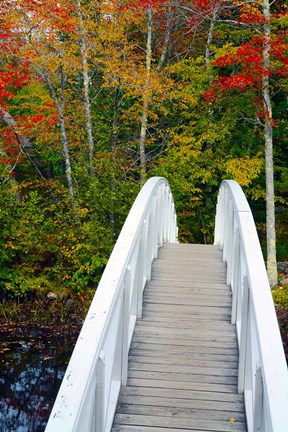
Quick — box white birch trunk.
[139,8,152,185]
[39,67,80,222]
[77,0,94,176]
[262,0,277,286]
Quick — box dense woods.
[0,0,288,299]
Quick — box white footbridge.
[45,177,288,432]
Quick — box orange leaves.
[123,0,165,12]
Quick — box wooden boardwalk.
[112,243,247,432]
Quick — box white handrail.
[45,177,177,432]
[215,180,288,432]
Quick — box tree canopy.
[0,0,287,296]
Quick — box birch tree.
[262,0,277,286]
[76,0,95,176]
[139,7,152,184]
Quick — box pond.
[0,325,76,431]
[0,303,84,432]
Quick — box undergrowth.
[273,275,288,362]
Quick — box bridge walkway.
[112,243,247,432]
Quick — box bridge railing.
[45,177,177,432]
[215,180,288,432]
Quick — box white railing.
[215,180,288,432]
[45,177,177,432]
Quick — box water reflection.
[0,326,75,432]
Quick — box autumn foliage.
[0,0,287,298]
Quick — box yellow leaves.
[213,43,237,61]
[225,154,263,187]
[229,417,236,423]
[77,207,89,218]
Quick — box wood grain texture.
[112,243,247,432]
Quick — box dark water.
[0,326,74,432]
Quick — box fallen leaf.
[43,355,53,361]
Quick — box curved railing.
[45,177,177,432]
[214,180,288,432]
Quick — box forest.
[0,0,288,301]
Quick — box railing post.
[238,276,249,394]
[95,351,106,432]
[137,233,145,319]
[226,202,234,285]
[121,268,131,386]
[253,366,263,432]
[222,188,229,261]
[158,186,164,247]
[146,214,153,281]
[163,185,169,242]
[151,196,157,259]
[231,228,240,324]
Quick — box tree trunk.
[203,6,218,152]
[77,0,95,176]
[109,85,121,238]
[139,8,152,185]
[157,0,172,71]
[110,85,121,152]
[58,106,78,217]
[205,8,217,72]
[39,67,80,223]
[262,0,277,287]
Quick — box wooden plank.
[127,370,238,385]
[128,355,238,370]
[129,348,238,362]
[137,317,235,330]
[130,341,238,354]
[119,386,243,403]
[132,335,236,348]
[152,263,226,271]
[133,326,237,343]
[113,427,238,432]
[128,362,238,377]
[147,280,229,289]
[151,273,227,282]
[117,394,244,412]
[141,311,231,322]
[116,403,246,422]
[143,296,232,307]
[136,319,235,333]
[141,303,231,314]
[144,288,231,297]
[113,414,246,431]
[126,377,238,394]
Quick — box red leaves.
[191,0,214,8]
[203,74,255,103]
[209,31,288,102]
[214,40,263,69]
[0,68,31,106]
[220,74,255,90]
[239,12,267,25]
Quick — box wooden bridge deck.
[112,243,247,432]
